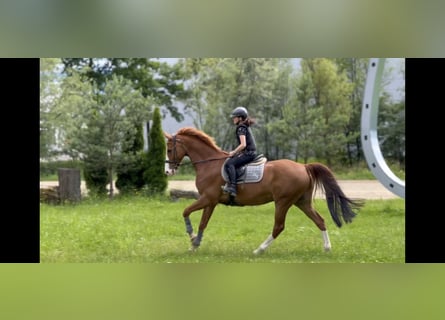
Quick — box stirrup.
[223,184,237,196]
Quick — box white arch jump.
[361,58,405,199]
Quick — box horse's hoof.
[188,246,199,252]
[324,246,332,252]
[253,248,264,255]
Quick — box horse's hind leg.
[295,200,332,251]
[253,200,292,255]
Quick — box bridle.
[165,135,183,170]
[165,134,229,170]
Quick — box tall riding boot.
[223,166,237,196]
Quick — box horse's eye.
[167,149,172,154]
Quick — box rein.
[166,134,229,168]
[191,157,229,165]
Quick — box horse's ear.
[164,131,172,140]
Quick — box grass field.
[40,196,405,263]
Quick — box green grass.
[167,174,196,181]
[40,173,58,181]
[40,196,405,263]
[332,163,405,180]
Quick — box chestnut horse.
[165,127,363,254]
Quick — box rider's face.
[232,116,240,124]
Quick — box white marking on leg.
[322,230,331,251]
[253,234,274,255]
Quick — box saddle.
[221,154,267,184]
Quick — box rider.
[223,106,257,196]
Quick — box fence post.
[58,168,81,203]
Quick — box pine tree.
[81,113,109,197]
[143,107,168,195]
[115,124,145,194]
[83,154,108,198]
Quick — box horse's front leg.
[189,204,217,251]
[182,197,213,250]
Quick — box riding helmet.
[230,106,248,119]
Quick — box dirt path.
[40,179,400,200]
[168,180,399,200]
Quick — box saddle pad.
[242,163,265,183]
[221,162,266,184]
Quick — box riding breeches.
[224,151,256,184]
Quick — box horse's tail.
[305,163,364,228]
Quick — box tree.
[182,58,294,158]
[143,107,168,195]
[378,93,405,168]
[40,58,63,159]
[263,59,294,159]
[58,69,150,198]
[299,58,353,166]
[334,58,369,165]
[82,132,108,197]
[115,123,146,195]
[274,64,316,163]
[46,57,404,178]
[181,58,216,130]
[61,58,190,122]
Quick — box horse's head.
[164,131,187,176]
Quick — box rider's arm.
[229,135,246,157]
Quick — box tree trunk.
[58,168,81,203]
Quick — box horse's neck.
[185,141,224,163]
[187,144,224,162]
[180,137,226,190]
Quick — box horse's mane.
[176,127,222,151]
